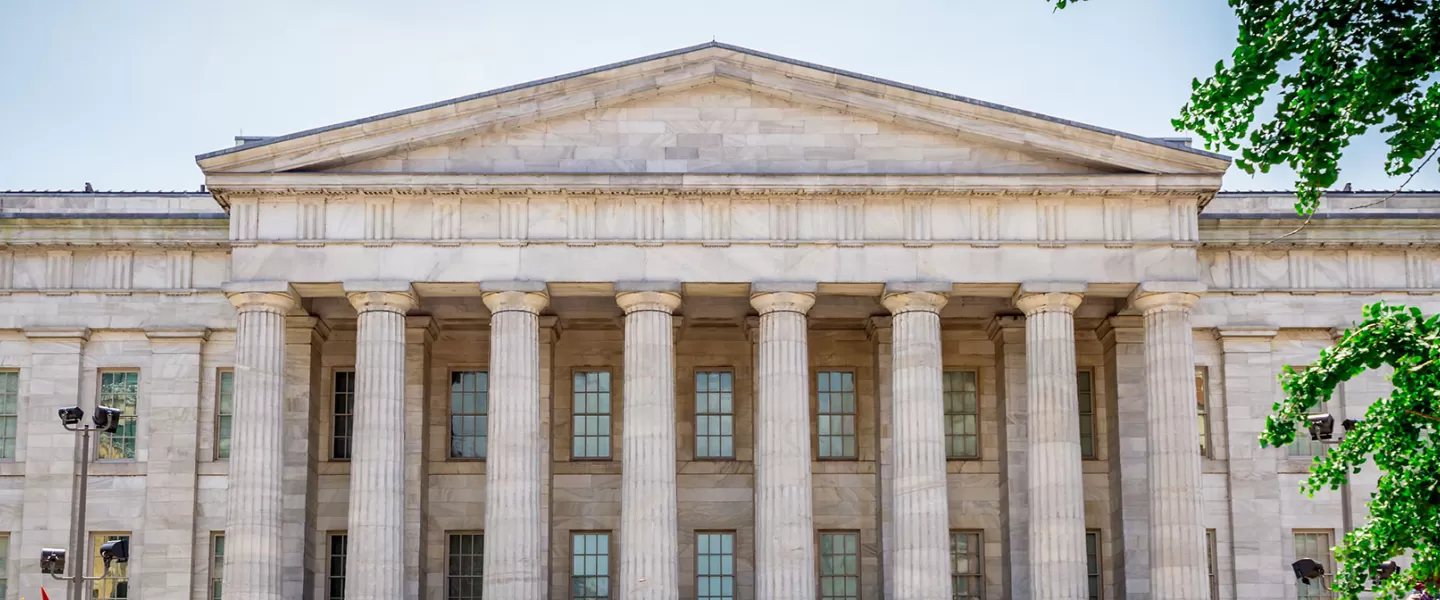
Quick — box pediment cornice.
[197,44,1230,177]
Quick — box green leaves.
[1262,302,1440,598]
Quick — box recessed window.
[446,533,484,600]
[572,371,612,459]
[1077,371,1096,459]
[0,372,18,459]
[331,371,355,461]
[1206,528,1219,600]
[1293,530,1335,599]
[818,531,860,600]
[1286,366,1330,457]
[949,530,983,599]
[449,371,489,459]
[97,372,139,461]
[1196,367,1212,457]
[0,533,9,599]
[695,371,735,459]
[817,372,857,459]
[216,370,234,460]
[571,532,611,599]
[210,533,225,600]
[1085,530,1101,600]
[90,532,131,600]
[943,371,979,459]
[328,533,348,600]
[696,532,736,600]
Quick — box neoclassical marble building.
[0,42,1436,600]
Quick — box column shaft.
[224,289,294,600]
[617,291,682,599]
[882,291,953,600]
[345,290,414,600]
[750,291,817,600]
[1017,291,1089,600]
[482,290,549,599]
[1137,292,1209,599]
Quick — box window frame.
[1206,528,1219,600]
[816,530,861,600]
[570,369,614,461]
[0,370,20,460]
[949,529,984,600]
[215,369,235,461]
[89,532,131,600]
[326,532,348,600]
[1285,365,1330,458]
[693,368,737,461]
[1292,529,1336,600]
[1085,529,1102,600]
[444,531,484,600]
[330,369,356,462]
[210,532,225,600]
[0,532,10,600]
[1077,369,1098,460]
[942,370,981,460]
[447,369,490,461]
[694,530,737,600]
[96,370,141,462]
[1195,366,1213,459]
[569,530,613,600]
[814,370,859,461]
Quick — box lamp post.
[40,405,128,600]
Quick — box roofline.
[194,41,1231,163]
[0,191,211,197]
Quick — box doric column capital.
[750,291,816,315]
[1213,327,1278,353]
[343,281,416,314]
[1013,282,1085,316]
[482,290,549,315]
[616,291,682,314]
[882,291,949,315]
[224,281,298,314]
[1130,281,1205,314]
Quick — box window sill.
[1279,457,1322,474]
[198,462,229,476]
[88,461,146,476]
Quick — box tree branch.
[1349,144,1440,210]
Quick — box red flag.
[41,586,50,600]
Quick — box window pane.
[1293,531,1335,600]
[446,533,483,600]
[449,371,489,459]
[818,532,860,600]
[90,533,130,600]
[572,533,610,599]
[573,372,612,459]
[97,372,139,460]
[1206,529,1219,600]
[1076,371,1096,459]
[211,534,225,600]
[216,371,234,460]
[950,531,983,599]
[0,372,18,459]
[328,534,348,600]
[943,371,979,459]
[696,371,736,459]
[817,372,857,459]
[332,371,355,460]
[697,532,736,600]
[1195,367,1211,457]
[0,534,9,600]
[1086,530,1100,600]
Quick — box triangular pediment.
[196,42,1230,176]
[324,84,1113,176]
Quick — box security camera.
[99,539,128,564]
[1306,414,1335,441]
[1293,558,1325,584]
[40,548,66,574]
[1342,418,1362,433]
[57,407,84,427]
[92,406,123,434]
[1374,560,1400,584]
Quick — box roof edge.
[195,41,1231,164]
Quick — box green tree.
[1055,0,1440,214]
[1045,2,1440,598]
[1261,303,1440,598]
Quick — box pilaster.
[865,316,894,600]
[986,316,1028,600]
[285,316,330,600]
[404,316,438,600]
[140,328,209,600]
[1098,316,1149,599]
[1214,327,1282,600]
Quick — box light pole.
[40,405,129,600]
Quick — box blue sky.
[2,0,1435,193]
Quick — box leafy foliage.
[1052,0,1440,214]
[1261,302,1440,598]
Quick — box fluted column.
[617,289,683,600]
[750,289,818,600]
[881,288,954,600]
[1132,283,1209,599]
[223,283,296,600]
[344,284,416,600]
[1015,285,1088,600]
[481,287,550,599]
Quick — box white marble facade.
[0,42,1436,600]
